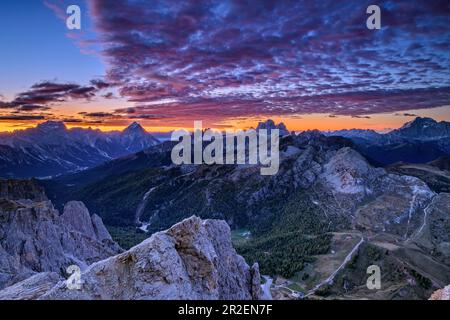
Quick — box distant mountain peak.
[120,122,159,151]
[124,122,145,134]
[256,119,289,136]
[36,121,67,132]
[0,120,160,178]
[395,116,449,140]
[401,117,437,129]
[258,119,275,127]
[413,117,437,123]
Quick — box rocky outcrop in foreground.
[0,179,121,290]
[429,285,450,300]
[0,181,260,300]
[0,272,61,300]
[42,216,261,300]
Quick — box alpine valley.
[0,118,449,300]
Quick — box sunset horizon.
[1,105,449,134]
[0,0,449,304]
[1,1,449,133]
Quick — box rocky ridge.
[0,179,121,290]
[42,216,261,300]
[0,180,261,300]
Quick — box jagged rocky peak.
[297,129,324,139]
[394,116,450,139]
[324,128,381,140]
[256,119,289,136]
[401,117,437,129]
[36,120,67,132]
[124,121,146,134]
[0,179,47,202]
[0,181,121,290]
[293,130,354,151]
[60,201,113,242]
[41,216,261,300]
[121,121,160,150]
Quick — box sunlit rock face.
[42,216,261,300]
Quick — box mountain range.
[324,117,450,165]
[39,119,450,300]
[0,117,449,300]
[0,121,160,178]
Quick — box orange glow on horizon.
[0,105,448,133]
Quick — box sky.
[0,0,449,132]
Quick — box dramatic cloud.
[61,118,83,123]
[128,114,169,120]
[82,112,115,118]
[395,112,419,117]
[0,78,116,123]
[0,81,98,110]
[16,104,51,112]
[0,115,46,121]
[102,92,115,99]
[77,0,450,120]
[90,79,115,89]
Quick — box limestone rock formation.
[0,180,121,290]
[0,180,260,300]
[0,272,61,300]
[42,216,261,300]
[61,201,98,239]
[91,214,113,241]
[429,285,450,300]
[322,147,384,194]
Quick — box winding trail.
[135,186,158,227]
[404,187,420,239]
[415,194,437,239]
[305,236,364,297]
